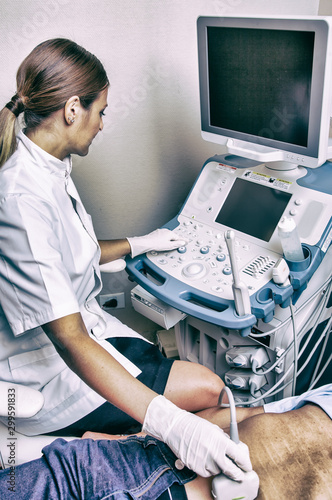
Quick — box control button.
[212,285,224,293]
[157,258,168,265]
[216,253,226,262]
[200,246,209,254]
[182,262,206,279]
[294,199,302,206]
[289,209,297,216]
[222,266,232,275]
[177,246,187,254]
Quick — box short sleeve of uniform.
[0,194,80,336]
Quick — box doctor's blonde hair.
[0,38,109,167]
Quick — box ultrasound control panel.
[126,154,332,333]
[149,220,279,302]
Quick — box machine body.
[126,154,332,403]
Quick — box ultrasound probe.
[211,387,259,500]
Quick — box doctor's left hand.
[127,228,187,258]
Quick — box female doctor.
[0,38,251,480]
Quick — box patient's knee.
[165,360,224,411]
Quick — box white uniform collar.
[17,129,72,178]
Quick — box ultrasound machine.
[126,15,332,406]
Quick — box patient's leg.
[185,404,332,500]
[197,404,264,427]
[83,404,332,500]
[237,404,332,500]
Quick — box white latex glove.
[143,395,252,480]
[127,228,187,258]
[99,259,127,273]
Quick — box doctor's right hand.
[127,228,187,258]
[143,395,253,479]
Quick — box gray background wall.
[0,0,329,336]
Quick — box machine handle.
[224,230,252,316]
[126,254,256,335]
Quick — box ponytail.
[0,106,18,168]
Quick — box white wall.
[0,0,322,334]
[319,0,332,14]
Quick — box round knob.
[182,262,206,279]
[177,246,187,254]
[200,246,209,254]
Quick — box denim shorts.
[0,436,196,499]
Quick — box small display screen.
[215,178,292,241]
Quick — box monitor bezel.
[197,16,332,169]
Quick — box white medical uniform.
[0,131,145,435]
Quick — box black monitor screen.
[215,178,292,241]
[207,27,315,147]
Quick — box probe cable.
[218,386,239,443]
[251,293,329,377]
[250,273,332,339]
[309,352,332,390]
[308,281,332,388]
[246,316,332,406]
[248,313,332,403]
[233,306,332,406]
[250,274,332,376]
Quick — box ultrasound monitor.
[197,16,332,170]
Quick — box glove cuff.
[126,237,136,258]
[143,395,183,441]
[126,236,154,259]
